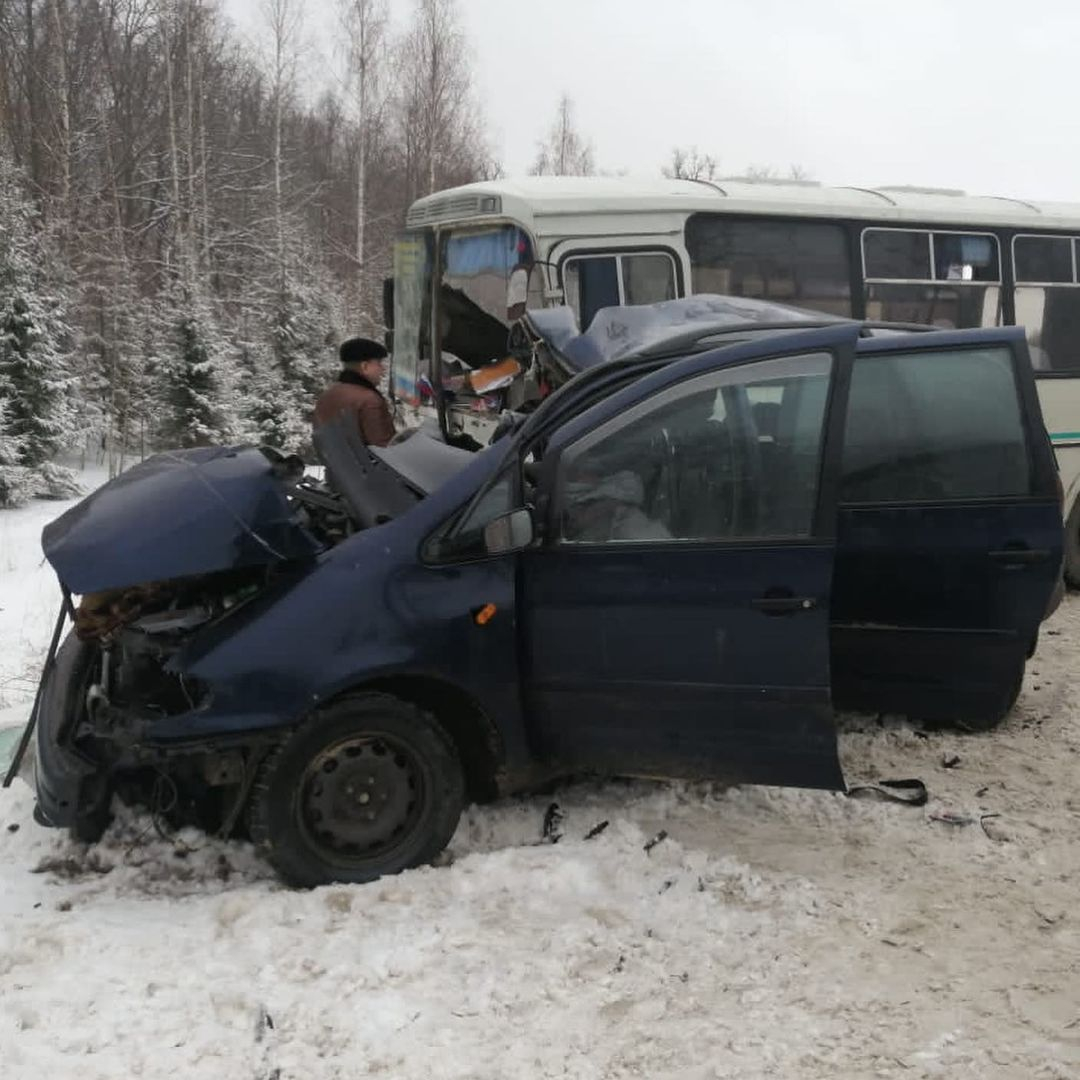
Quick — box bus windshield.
[440,225,534,368]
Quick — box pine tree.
[0,296,72,464]
[0,152,79,502]
[155,290,230,449]
[238,354,294,451]
[0,392,32,508]
[0,0,494,476]
[267,273,342,455]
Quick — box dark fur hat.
[339,337,388,366]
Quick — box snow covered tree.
[0,152,79,503]
[0,293,74,462]
[0,0,493,468]
[340,0,388,314]
[237,353,293,450]
[153,291,230,449]
[0,391,32,507]
[236,262,343,457]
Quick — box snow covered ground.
[1,472,1079,1079]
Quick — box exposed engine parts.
[74,567,270,644]
[34,449,357,847]
[75,584,170,641]
[65,566,283,832]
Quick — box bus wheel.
[1065,500,1080,589]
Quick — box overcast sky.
[228,0,1080,203]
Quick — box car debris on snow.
[643,829,668,853]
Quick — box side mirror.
[483,507,534,555]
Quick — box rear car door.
[830,327,1063,725]
[521,325,862,790]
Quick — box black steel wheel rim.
[297,732,427,866]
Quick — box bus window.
[863,230,930,281]
[862,228,1001,330]
[863,284,1002,331]
[934,233,999,282]
[440,226,533,369]
[1013,234,1080,372]
[685,216,852,317]
[623,253,677,306]
[1014,235,1073,283]
[563,252,677,330]
[391,232,433,407]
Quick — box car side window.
[427,465,518,560]
[841,346,1031,503]
[557,353,833,543]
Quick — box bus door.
[558,248,680,331]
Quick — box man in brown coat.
[312,337,396,447]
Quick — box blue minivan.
[16,298,1063,886]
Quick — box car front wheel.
[248,693,465,888]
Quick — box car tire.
[247,692,465,888]
[1064,498,1080,589]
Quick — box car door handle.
[988,547,1052,567]
[752,595,818,615]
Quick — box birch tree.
[341,0,387,310]
[531,95,594,177]
[396,0,483,201]
[663,146,719,182]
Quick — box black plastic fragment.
[846,779,928,807]
[644,829,668,853]
[542,802,563,843]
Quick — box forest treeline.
[0,0,498,502]
[0,0,795,506]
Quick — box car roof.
[518,308,1028,446]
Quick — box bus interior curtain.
[445,229,523,276]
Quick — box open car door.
[521,324,862,790]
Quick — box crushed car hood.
[43,447,321,593]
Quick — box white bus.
[388,176,1080,581]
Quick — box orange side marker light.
[473,603,497,626]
